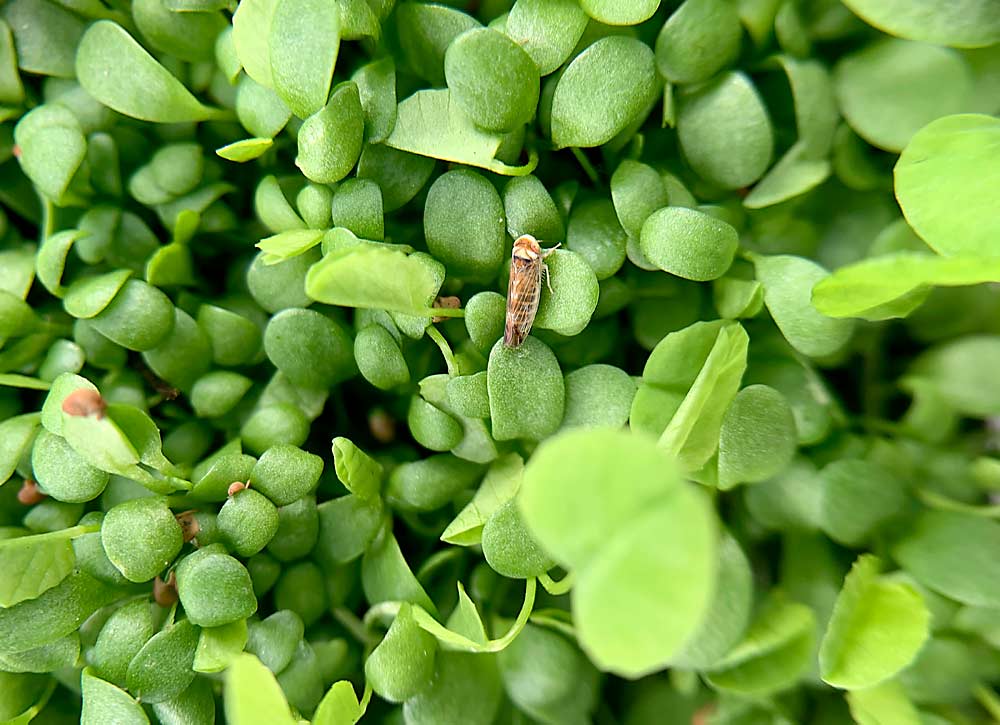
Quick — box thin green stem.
[359,682,373,713]
[570,147,599,185]
[426,324,459,376]
[0,523,99,547]
[975,683,1000,721]
[417,306,466,319]
[538,570,575,596]
[334,607,380,648]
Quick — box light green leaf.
[895,114,1000,257]
[579,0,660,25]
[0,531,75,607]
[0,413,39,486]
[384,89,537,175]
[504,0,588,76]
[268,0,339,118]
[813,251,1000,320]
[257,229,325,265]
[846,679,922,725]
[81,669,149,725]
[231,0,278,88]
[194,619,248,673]
[217,138,273,162]
[305,245,444,316]
[819,555,930,690]
[488,337,565,442]
[331,437,382,502]
[76,21,223,123]
[13,104,86,204]
[223,653,296,725]
[313,681,364,725]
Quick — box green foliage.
[3,1,1000,722]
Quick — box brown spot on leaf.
[61,388,107,418]
[153,571,178,607]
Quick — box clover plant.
[2,0,1000,723]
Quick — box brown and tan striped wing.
[503,255,543,348]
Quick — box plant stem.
[334,607,379,648]
[538,570,575,596]
[570,147,599,185]
[426,324,459,376]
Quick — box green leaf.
[677,71,774,189]
[361,527,436,615]
[246,610,303,674]
[488,337,565,442]
[533,249,600,336]
[231,0,278,88]
[396,2,481,85]
[61,408,142,477]
[425,169,505,279]
[305,245,444,316]
[833,38,973,152]
[90,599,154,686]
[818,459,906,547]
[1,0,85,79]
[671,532,754,669]
[906,335,1000,417]
[551,36,659,149]
[257,229,325,265]
[441,453,524,546]
[753,254,855,358]
[132,0,225,63]
[217,138,273,162]
[352,57,396,143]
[0,632,80,674]
[445,28,539,133]
[364,603,437,703]
[895,114,1000,256]
[0,413,38,486]
[76,21,223,123]
[579,0,659,24]
[224,653,297,725]
[717,384,797,489]
[402,652,502,725]
[13,104,86,203]
[893,511,1000,608]
[31,429,109,502]
[481,498,553,578]
[640,206,738,281]
[846,679,922,725]
[126,618,199,703]
[312,681,364,725]
[0,530,75,607]
[841,0,1000,48]
[101,497,183,582]
[520,428,717,677]
[384,89,537,175]
[81,669,150,725]
[268,0,339,118]
[295,82,364,184]
[819,555,930,690]
[742,143,831,209]
[610,160,668,239]
[560,364,636,430]
[659,322,749,472]
[504,0,588,76]
[705,596,815,695]
[331,437,382,502]
[386,454,483,512]
[813,251,1000,320]
[0,571,121,654]
[655,0,742,84]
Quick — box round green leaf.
[566,199,628,280]
[247,610,303,674]
[408,396,463,451]
[396,2,481,85]
[176,547,258,627]
[249,444,323,506]
[90,599,154,686]
[13,104,85,203]
[895,114,1000,256]
[424,169,505,280]
[90,279,175,352]
[218,489,280,557]
[81,669,149,725]
[387,454,483,512]
[841,0,1000,48]
[640,207,738,282]
[560,364,636,430]
[677,71,774,189]
[520,428,717,677]
[264,308,355,390]
[533,249,600,336]
[610,160,668,239]
[445,28,539,133]
[126,618,198,703]
[819,555,930,690]
[503,175,565,242]
[579,0,660,25]
[355,325,409,390]
[274,561,327,626]
[551,36,658,149]
[717,385,797,490]
[488,337,565,441]
[465,291,506,353]
[31,429,108,503]
[655,0,742,84]
[834,38,973,152]
[76,21,222,123]
[191,371,253,418]
[132,0,225,63]
[818,459,906,547]
[101,497,184,582]
[295,82,364,184]
[481,498,553,578]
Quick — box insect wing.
[504,254,542,348]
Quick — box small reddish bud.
[153,571,178,607]
[692,704,716,725]
[11,144,20,159]
[368,409,395,444]
[61,388,107,418]
[227,481,247,497]
[175,510,200,543]
[17,479,45,505]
